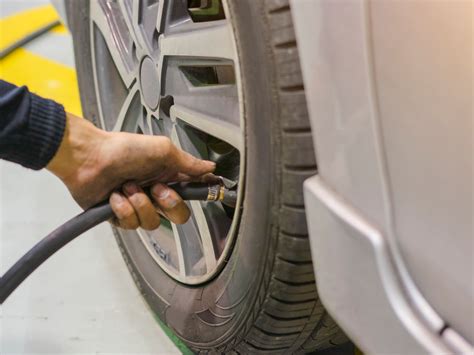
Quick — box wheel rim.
[90,0,244,285]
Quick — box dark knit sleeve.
[0,80,66,170]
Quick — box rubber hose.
[168,182,210,200]
[0,183,213,304]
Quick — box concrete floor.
[0,2,180,354]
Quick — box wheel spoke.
[169,126,218,272]
[170,223,187,277]
[120,0,141,41]
[151,113,169,136]
[169,123,182,148]
[170,105,243,152]
[90,1,138,87]
[137,110,152,134]
[117,0,164,56]
[137,0,164,50]
[189,201,217,272]
[155,0,166,33]
[112,83,142,132]
[142,111,153,135]
[160,21,235,60]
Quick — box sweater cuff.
[20,93,66,170]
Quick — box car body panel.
[370,1,473,342]
[291,0,473,353]
[304,176,451,354]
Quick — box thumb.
[174,146,216,177]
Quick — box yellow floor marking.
[0,48,82,116]
[50,24,68,35]
[0,5,60,52]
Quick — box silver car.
[61,0,472,353]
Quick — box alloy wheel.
[90,0,244,284]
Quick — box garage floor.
[0,2,180,353]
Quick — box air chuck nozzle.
[206,184,237,208]
[166,182,237,207]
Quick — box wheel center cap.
[139,56,160,110]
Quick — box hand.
[47,113,215,229]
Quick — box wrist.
[47,113,109,183]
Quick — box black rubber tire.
[67,0,349,353]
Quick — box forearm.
[0,80,66,170]
[0,80,111,187]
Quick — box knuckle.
[158,136,173,156]
[160,136,172,147]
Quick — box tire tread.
[239,0,348,352]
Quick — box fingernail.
[124,183,138,196]
[152,184,170,199]
[110,192,124,206]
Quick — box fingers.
[123,183,161,230]
[109,181,191,229]
[109,183,161,230]
[151,183,190,224]
[171,143,216,177]
[109,192,140,229]
[197,173,221,184]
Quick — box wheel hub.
[139,56,160,110]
